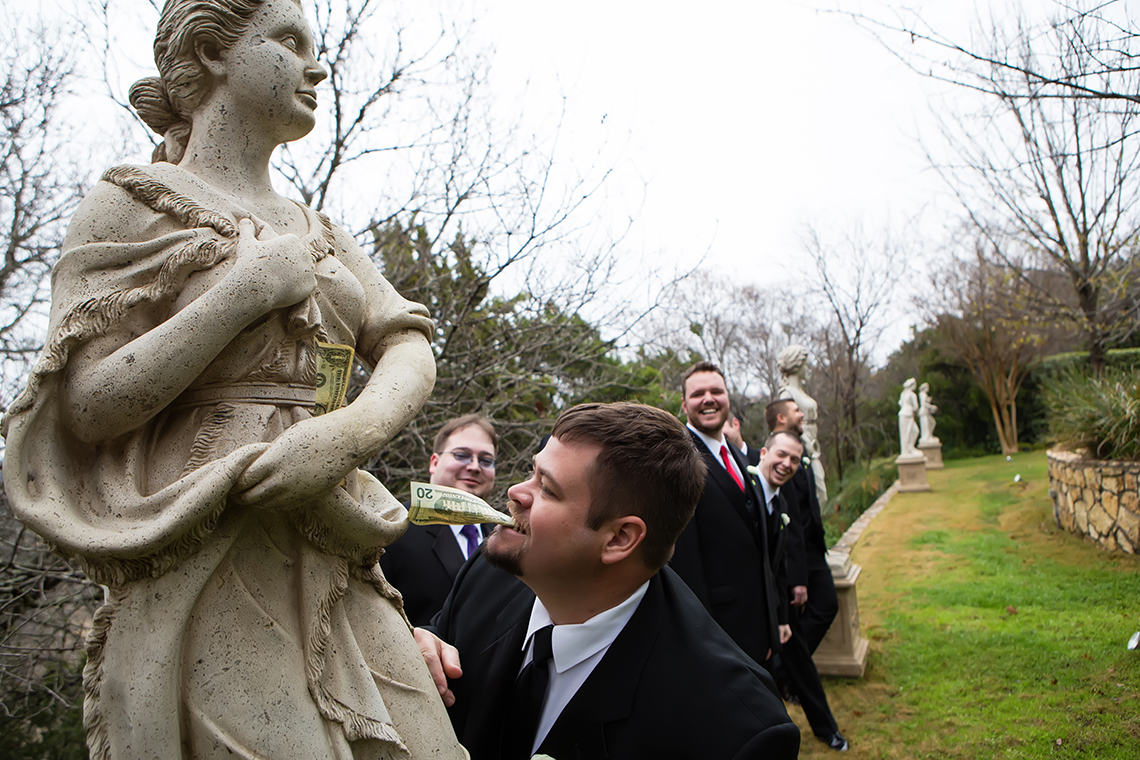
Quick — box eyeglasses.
[442,449,496,469]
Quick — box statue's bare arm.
[232,228,436,510]
[63,187,316,443]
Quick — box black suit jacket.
[428,556,800,760]
[380,523,487,626]
[670,432,786,666]
[781,462,828,589]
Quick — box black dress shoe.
[819,731,849,751]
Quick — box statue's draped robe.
[2,163,465,760]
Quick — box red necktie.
[720,445,744,491]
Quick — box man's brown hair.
[764,399,797,433]
[763,429,804,452]
[680,360,725,396]
[550,402,707,570]
[433,414,498,453]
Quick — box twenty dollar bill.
[408,482,515,527]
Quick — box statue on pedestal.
[1,1,463,757]
[918,382,939,444]
[777,344,827,506]
[898,378,921,458]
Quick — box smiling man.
[414,402,799,760]
[380,414,497,625]
[670,362,789,671]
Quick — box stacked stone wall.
[1047,449,1140,554]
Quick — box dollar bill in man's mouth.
[408,482,515,527]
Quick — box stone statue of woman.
[898,378,921,457]
[1,1,465,757]
[777,344,827,506]
[918,382,939,444]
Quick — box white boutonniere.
[746,465,760,478]
[802,455,812,466]
[781,513,791,528]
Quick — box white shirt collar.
[522,581,650,674]
[686,422,728,460]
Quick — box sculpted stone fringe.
[103,164,238,237]
[78,498,231,587]
[1,235,231,427]
[81,600,117,760]
[305,558,411,752]
[181,403,238,476]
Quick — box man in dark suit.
[415,402,799,760]
[766,399,839,651]
[380,414,497,625]
[669,361,789,669]
[766,399,848,752]
[723,410,761,467]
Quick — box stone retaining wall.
[1047,449,1140,554]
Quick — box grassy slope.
[791,451,1140,759]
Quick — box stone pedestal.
[896,453,931,492]
[917,440,943,469]
[813,552,869,677]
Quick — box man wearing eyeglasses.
[380,414,498,625]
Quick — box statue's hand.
[230,217,316,311]
[232,413,351,510]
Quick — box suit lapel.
[538,576,665,760]
[690,432,756,537]
[462,590,533,758]
[431,525,466,578]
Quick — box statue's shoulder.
[65,163,208,249]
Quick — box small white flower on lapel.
[780,513,791,528]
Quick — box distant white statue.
[777,344,827,506]
[898,378,921,457]
[918,382,939,444]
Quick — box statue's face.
[212,0,327,143]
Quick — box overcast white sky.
[34,0,1062,353]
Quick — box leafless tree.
[849,0,1140,104]
[921,246,1059,454]
[0,19,89,409]
[855,1,1140,371]
[801,223,908,476]
[646,271,813,406]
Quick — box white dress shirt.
[519,581,651,754]
[686,423,746,487]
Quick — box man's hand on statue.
[232,414,354,510]
[792,586,808,607]
[414,628,462,707]
[230,217,316,311]
[779,625,793,645]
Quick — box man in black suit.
[766,399,848,752]
[669,361,790,669]
[723,410,761,467]
[766,399,839,651]
[415,402,799,760]
[380,414,497,625]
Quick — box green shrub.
[1042,366,1140,460]
[822,457,897,546]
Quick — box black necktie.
[504,624,554,760]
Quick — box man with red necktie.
[670,361,790,672]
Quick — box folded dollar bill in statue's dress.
[408,482,515,527]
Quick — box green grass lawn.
[791,450,1140,759]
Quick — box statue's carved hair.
[128,0,267,163]
[777,344,809,375]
